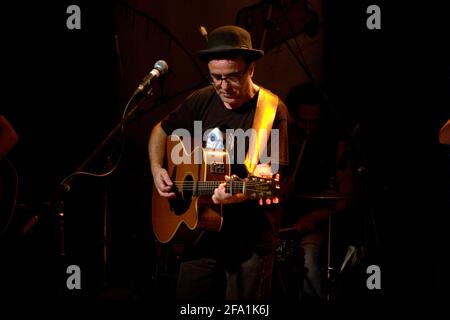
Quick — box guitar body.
[152,136,230,243]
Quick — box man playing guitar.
[148,25,289,300]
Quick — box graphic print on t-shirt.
[205,127,224,150]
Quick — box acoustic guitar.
[152,135,280,243]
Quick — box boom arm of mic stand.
[21,93,152,240]
[70,94,149,182]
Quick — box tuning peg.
[259,198,263,206]
[272,197,279,204]
[265,198,272,205]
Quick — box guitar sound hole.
[169,175,193,216]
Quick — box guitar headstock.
[244,173,281,206]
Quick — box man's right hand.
[152,167,176,198]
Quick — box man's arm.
[149,122,175,198]
[439,120,450,145]
[0,115,19,159]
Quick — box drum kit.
[276,190,358,301]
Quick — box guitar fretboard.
[175,181,246,196]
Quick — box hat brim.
[198,47,264,62]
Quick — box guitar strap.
[244,87,278,175]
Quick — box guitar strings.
[172,182,270,185]
[168,187,273,192]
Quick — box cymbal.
[297,191,358,201]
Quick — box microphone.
[134,60,169,95]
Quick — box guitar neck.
[175,181,245,197]
[173,176,277,200]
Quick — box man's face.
[208,57,254,109]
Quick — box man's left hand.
[212,175,247,204]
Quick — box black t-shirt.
[160,85,289,254]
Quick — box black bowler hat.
[198,25,264,62]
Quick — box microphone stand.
[71,92,151,179]
[22,89,154,265]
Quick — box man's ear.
[248,62,256,77]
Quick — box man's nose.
[220,79,231,90]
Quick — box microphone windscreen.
[154,60,169,75]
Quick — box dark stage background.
[0,0,449,307]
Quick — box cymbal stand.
[324,200,336,301]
